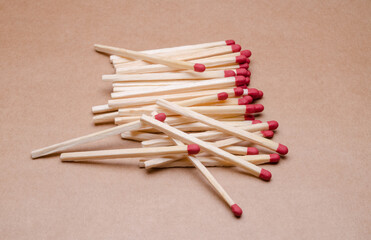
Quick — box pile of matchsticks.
[31,40,288,218]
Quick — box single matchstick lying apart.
[32,40,289,218]
[95,44,206,72]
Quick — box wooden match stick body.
[157,99,288,155]
[95,44,205,72]
[60,145,199,161]
[110,40,234,63]
[31,121,142,158]
[111,77,245,99]
[140,115,270,180]
[142,154,276,169]
[115,54,244,74]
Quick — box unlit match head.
[236,68,248,76]
[267,120,279,130]
[261,130,274,138]
[217,92,229,100]
[187,144,201,155]
[247,147,259,155]
[224,70,236,77]
[234,87,244,96]
[239,63,249,69]
[246,70,251,77]
[193,63,206,72]
[225,39,235,45]
[276,144,289,155]
[231,44,242,52]
[244,114,255,120]
[247,88,259,98]
[245,104,264,114]
[231,204,243,218]
[240,50,252,58]
[155,113,167,122]
[257,90,264,99]
[270,154,280,163]
[235,76,246,86]
[235,55,247,64]
[259,169,272,181]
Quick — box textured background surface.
[0,0,370,239]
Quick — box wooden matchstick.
[156,99,289,155]
[142,154,280,169]
[30,113,167,159]
[140,114,272,181]
[111,76,246,99]
[95,44,206,72]
[103,69,247,82]
[115,54,246,74]
[60,144,201,162]
[109,39,235,63]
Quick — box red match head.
[193,63,206,72]
[246,58,250,64]
[247,88,259,98]
[270,154,280,163]
[261,130,274,138]
[224,70,236,77]
[244,114,255,120]
[231,204,243,218]
[239,62,249,69]
[257,90,264,99]
[267,120,279,130]
[240,50,252,58]
[234,76,246,86]
[243,95,253,104]
[225,39,235,45]
[247,147,259,155]
[245,77,250,85]
[187,144,200,155]
[231,44,241,52]
[233,87,244,96]
[235,55,247,64]
[154,113,166,122]
[217,92,229,101]
[252,119,262,124]
[236,68,248,76]
[246,70,251,77]
[254,104,264,112]
[238,97,249,105]
[276,144,288,155]
[259,169,272,181]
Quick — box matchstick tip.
[276,144,289,155]
[236,68,248,76]
[187,144,201,155]
[225,39,235,45]
[261,130,274,138]
[267,120,279,130]
[259,169,272,181]
[247,147,259,155]
[193,63,206,72]
[238,97,249,105]
[246,70,251,77]
[247,88,259,98]
[233,87,244,97]
[231,204,243,218]
[240,50,252,58]
[244,114,255,120]
[254,104,264,112]
[245,77,250,85]
[239,62,249,69]
[244,95,253,104]
[224,70,236,77]
[246,58,250,64]
[154,113,167,122]
[234,76,246,86]
[257,90,264,99]
[235,55,247,64]
[269,154,280,163]
[217,92,229,101]
[231,44,242,52]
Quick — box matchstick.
[108,87,251,109]
[142,154,280,169]
[95,44,206,72]
[157,99,288,155]
[115,54,246,74]
[109,39,235,63]
[111,76,246,99]
[60,144,201,162]
[103,69,247,82]
[140,114,272,181]
[118,104,264,117]
[30,113,167,159]
[112,44,241,66]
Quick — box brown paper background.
[0,0,370,239]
